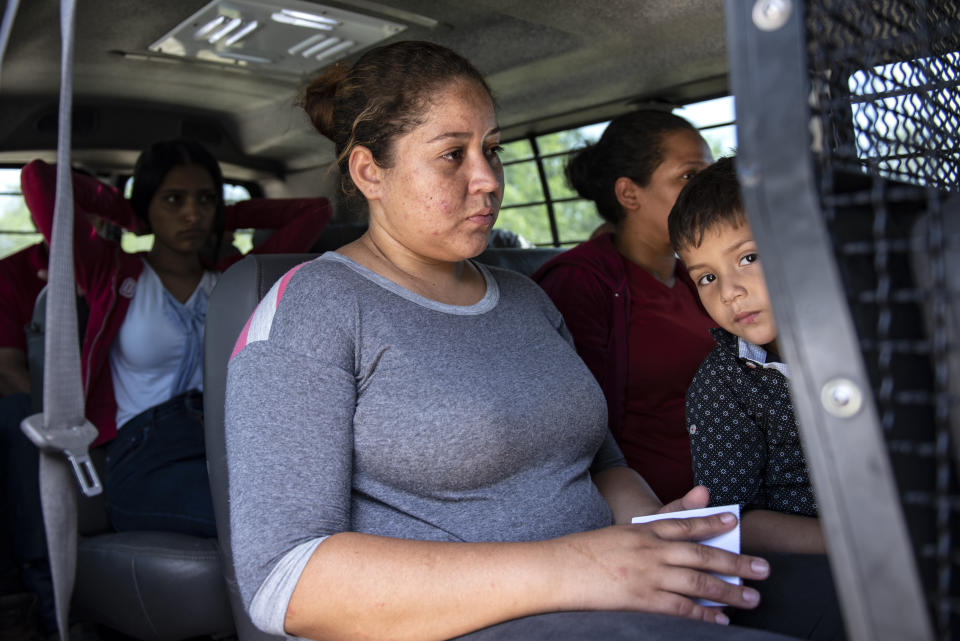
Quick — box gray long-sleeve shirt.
[226,253,624,633]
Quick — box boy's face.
[679,220,778,349]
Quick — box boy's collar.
[738,337,770,363]
[710,327,790,378]
[734,334,792,379]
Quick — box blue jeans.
[1,393,43,566]
[104,391,216,537]
[1,392,55,631]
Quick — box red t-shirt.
[0,242,47,352]
[620,257,716,503]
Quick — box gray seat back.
[474,247,564,276]
[204,254,313,641]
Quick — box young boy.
[667,156,824,554]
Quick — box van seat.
[27,290,234,641]
[475,247,564,276]
[73,532,231,640]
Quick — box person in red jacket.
[533,111,716,504]
[0,211,116,635]
[11,139,330,634]
[0,240,48,635]
[0,242,47,398]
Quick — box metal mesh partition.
[806,3,960,639]
[727,1,959,639]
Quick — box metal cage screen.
[805,2,960,638]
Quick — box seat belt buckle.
[20,412,103,497]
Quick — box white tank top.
[110,260,218,428]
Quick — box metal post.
[725,1,935,639]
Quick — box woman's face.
[364,78,504,263]
[147,164,218,257]
[635,129,713,246]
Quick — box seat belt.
[1,2,103,640]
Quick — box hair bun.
[299,41,493,199]
[565,143,602,201]
[302,62,349,142]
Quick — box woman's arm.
[218,197,332,270]
[20,160,129,295]
[286,517,770,641]
[740,511,825,554]
[594,466,721,525]
[593,465,662,523]
[21,159,137,234]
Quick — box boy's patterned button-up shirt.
[685,327,817,516]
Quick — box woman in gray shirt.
[225,40,776,641]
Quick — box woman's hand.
[554,511,769,625]
[285,515,767,641]
[658,484,711,514]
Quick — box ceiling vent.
[149,0,408,75]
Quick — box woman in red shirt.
[534,111,715,503]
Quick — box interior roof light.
[315,40,354,62]
[149,0,411,76]
[195,16,227,39]
[224,21,260,47]
[287,33,326,56]
[280,9,339,26]
[270,12,334,31]
[208,17,243,44]
[301,38,339,58]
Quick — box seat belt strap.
[2,1,101,639]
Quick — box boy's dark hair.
[668,155,747,252]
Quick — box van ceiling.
[0,0,727,175]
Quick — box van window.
[119,178,255,254]
[0,168,43,260]
[674,95,738,159]
[497,95,737,247]
[0,169,257,260]
[848,51,960,189]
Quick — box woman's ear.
[349,146,383,201]
[614,176,642,212]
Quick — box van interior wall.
[262,162,343,219]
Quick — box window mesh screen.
[805,2,960,638]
